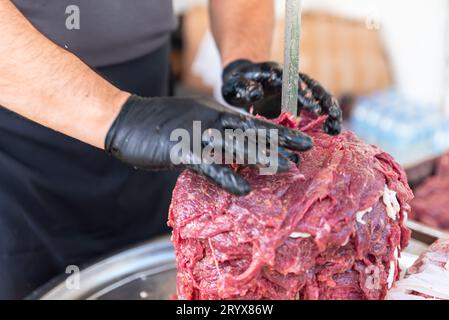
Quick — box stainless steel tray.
[29,232,438,300]
[29,237,176,300]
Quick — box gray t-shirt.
[12,0,176,67]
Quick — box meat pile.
[168,113,413,300]
[411,154,449,230]
[387,238,449,300]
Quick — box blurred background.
[171,0,449,168]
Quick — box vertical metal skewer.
[281,0,302,116]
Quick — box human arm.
[0,0,130,149]
[209,0,275,67]
[0,1,314,195]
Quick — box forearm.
[0,1,129,149]
[209,0,275,66]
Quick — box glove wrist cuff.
[105,94,142,153]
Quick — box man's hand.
[208,0,342,135]
[105,95,313,195]
[222,60,343,135]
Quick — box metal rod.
[281,0,302,116]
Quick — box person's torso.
[11,0,176,67]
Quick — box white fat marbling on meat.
[289,232,311,239]
[387,239,449,300]
[387,260,396,289]
[356,207,373,225]
[383,185,400,220]
[402,211,408,222]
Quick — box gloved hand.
[105,95,313,196]
[222,59,342,135]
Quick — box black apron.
[0,43,178,299]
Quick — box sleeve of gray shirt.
[11,0,177,67]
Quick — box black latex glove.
[222,59,342,135]
[105,95,313,196]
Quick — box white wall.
[280,0,449,108]
[173,0,206,14]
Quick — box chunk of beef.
[169,113,413,300]
[387,238,449,300]
[411,154,449,230]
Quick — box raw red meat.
[411,154,449,230]
[168,113,413,300]
[435,153,449,177]
[387,238,449,300]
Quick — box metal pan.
[29,234,434,300]
[28,237,176,300]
